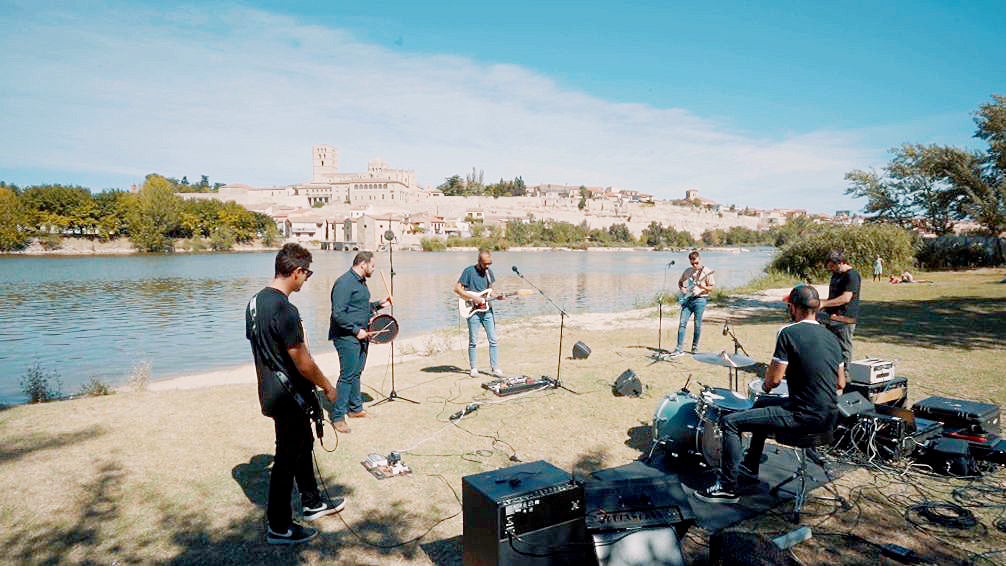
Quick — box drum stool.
[770,427,846,522]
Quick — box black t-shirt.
[826,268,861,321]
[772,320,843,425]
[246,287,313,416]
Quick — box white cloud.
[0,3,889,210]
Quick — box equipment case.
[844,376,908,408]
[911,396,1001,436]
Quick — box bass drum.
[696,387,754,469]
[653,391,700,457]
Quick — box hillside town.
[179,144,863,250]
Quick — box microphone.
[667,260,675,266]
[511,265,521,276]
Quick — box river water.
[0,248,774,403]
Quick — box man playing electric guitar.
[454,248,504,378]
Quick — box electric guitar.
[458,288,532,319]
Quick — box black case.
[571,341,591,359]
[844,376,908,408]
[911,396,1001,435]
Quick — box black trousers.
[719,397,830,491]
[267,409,321,531]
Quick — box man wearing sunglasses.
[246,243,344,545]
[329,251,392,433]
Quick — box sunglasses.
[300,267,314,280]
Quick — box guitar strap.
[247,292,319,422]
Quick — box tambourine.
[367,314,399,344]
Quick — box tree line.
[0,174,277,253]
[845,94,1006,235]
[437,168,528,197]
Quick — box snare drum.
[695,387,754,468]
[747,379,789,404]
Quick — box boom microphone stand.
[722,318,750,392]
[511,265,577,394]
[372,230,419,406]
[656,260,676,355]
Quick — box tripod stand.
[372,230,418,406]
[511,265,577,394]
[655,260,676,356]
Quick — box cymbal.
[692,350,757,368]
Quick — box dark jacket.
[328,268,382,339]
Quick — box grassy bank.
[0,269,1003,564]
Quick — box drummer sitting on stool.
[695,285,845,504]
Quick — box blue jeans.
[332,336,367,420]
[467,309,499,370]
[676,297,707,352]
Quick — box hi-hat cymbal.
[692,350,757,368]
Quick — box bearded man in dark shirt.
[818,249,861,366]
[695,284,846,504]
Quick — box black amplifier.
[583,476,695,539]
[462,461,594,565]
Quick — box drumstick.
[378,270,392,300]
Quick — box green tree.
[0,187,29,251]
[607,223,633,243]
[438,175,465,196]
[20,184,98,235]
[126,174,182,252]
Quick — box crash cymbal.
[692,350,757,368]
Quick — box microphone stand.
[723,319,750,392]
[372,231,419,406]
[656,260,675,356]
[512,267,577,394]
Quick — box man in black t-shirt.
[246,243,345,544]
[818,249,861,366]
[695,284,845,504]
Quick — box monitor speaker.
[613,369,642,397]
[572,341,591,359]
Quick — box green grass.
[0,268,1003,563]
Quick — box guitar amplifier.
[462,461,593,565]
[848,358,896,385]
[844,376,908,408]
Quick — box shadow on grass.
[0,460,146,563]
[0,425,107,465]
[421,535,462,566]
[732,296,1006,351]
[625,423,653,453]
[421,365,468,374]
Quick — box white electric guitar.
[458,288,532,319]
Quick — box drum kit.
[648,351,789,468]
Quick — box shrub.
[209,226,236,251]
[38,233,63,251]
[78,377,115,397]
[771,223,915,280]
[128,361,151,391]
[421,237,447,252]
[915,236,1006,269]
[20,362,63,403]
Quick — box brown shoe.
[333,420,351,433]
[348,410,369,418]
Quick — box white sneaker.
[469,368,480,378]
[491,367,506,377]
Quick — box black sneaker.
[266,522,318,545]
[694,481,739,504]
[303,498,346,521]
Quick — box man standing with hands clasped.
[246,243,345,545]
[329,251,392,433]
[818,250,861,367]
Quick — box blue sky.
[1,1,1004,211]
